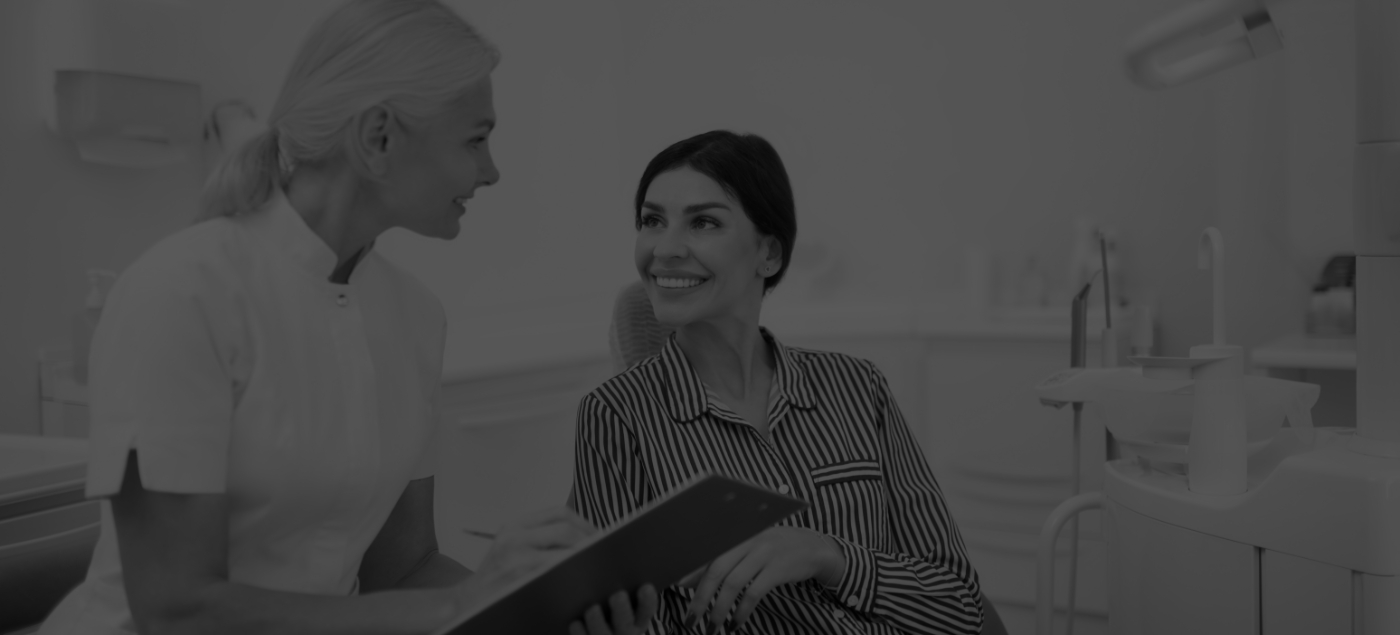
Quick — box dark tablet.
[432,473,807,634]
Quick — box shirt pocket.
[807,459,887,541]
[810,459,883,487]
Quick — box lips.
[453,196,470,212]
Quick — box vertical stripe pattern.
[571,329,983,634]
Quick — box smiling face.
[635,167,783,329]
[379,75,499,240]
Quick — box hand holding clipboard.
[433,474,807,634]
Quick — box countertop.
[41,296,1111,392]
[1250,334,1357,371]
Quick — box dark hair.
[634,130,797,292]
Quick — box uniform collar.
[659,327,817,424]
[247,187,375,284]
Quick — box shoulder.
[582,355,668,414]
[113,218,249,307]
[782,345,884,386]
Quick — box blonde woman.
[36,2,654,633]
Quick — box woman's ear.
[350,105,397,180]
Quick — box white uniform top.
[39,189,446,634]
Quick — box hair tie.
[268,128,295,178]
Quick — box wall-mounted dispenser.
[34,0,202,168]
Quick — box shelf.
[1251,334,1357,371]
[442,298,1128,381]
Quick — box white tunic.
[39,190,446,634]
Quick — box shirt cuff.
[823,535,878,615]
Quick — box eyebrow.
[640,202,732,214]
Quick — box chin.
[649,302,695,329]
[424,219,461,240]
[654,314,691,329]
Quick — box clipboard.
[431,473,808,634]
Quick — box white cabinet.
[1106,502,1259,634]
[1106,504,1360,635]
[1261,549,1352,635]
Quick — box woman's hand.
[685,527,846,631]
[471,508,596,586]
[569,585,659,635]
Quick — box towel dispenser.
[34,0,202,168]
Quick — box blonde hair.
[200,0,499,220]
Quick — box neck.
[676,315,772,401]
[284,166,386,283]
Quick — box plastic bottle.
[1131,303,1156,357]
[73,269,118,385]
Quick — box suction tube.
[1036,492,1105,635]
[1058,280,1097,635]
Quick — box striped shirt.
[571,329,984,634]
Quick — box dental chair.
[567,282,670,515]
[606,281,673,373]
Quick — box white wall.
[1,0,205,435]
[0,0,1355,434]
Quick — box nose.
[478,146,500,187]
[651,223,688,260]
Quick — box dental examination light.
[1124,0,1285,90]
[1036,0,1400,633]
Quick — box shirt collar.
[245,187,375,283]
[658,327,817,424]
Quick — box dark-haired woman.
[570,130,1004,634]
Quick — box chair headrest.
[608,281,673,372]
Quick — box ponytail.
[197,0,499,224]
[198,129,282,223]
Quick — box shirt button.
[847,595,861,608]
[336,294,348,307]
[831,609,845,620]
[778,483,790,495]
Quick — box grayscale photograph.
[0,0,1389,634]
